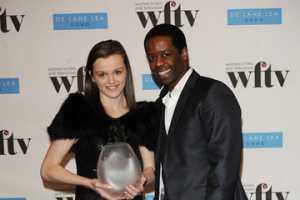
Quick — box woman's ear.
[89,71,95,82]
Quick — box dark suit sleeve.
[201,81,243,200]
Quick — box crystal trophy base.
[97,142,142,196]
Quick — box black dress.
[47,93,158,200]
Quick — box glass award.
[97,142,142,196]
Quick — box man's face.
[146,36,188,90]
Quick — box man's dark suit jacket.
[154,70,248,200]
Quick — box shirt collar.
[162,68,193,104]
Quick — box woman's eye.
[98,73,105,78]
[115,70,122,75]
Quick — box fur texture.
[47,93,159,151]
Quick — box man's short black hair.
[144,23,187,53]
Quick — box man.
[144,24,248,200]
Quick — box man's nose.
[155,56,164,67]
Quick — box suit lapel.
[154,87,168,199]
[167,71,198,137]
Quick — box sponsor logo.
[53,12,108,30]
[136,0,199,28]
[0,7,25,33]
[243,132,283,148]
[145,192,154,200]
[0,129,31,155]
[226,61,289,88]
[55,192,74,200]
[142,74,159,90]
[48,67,85,93]
[228,8,282,25]
[0,78,20,94]
[244,183,290,200]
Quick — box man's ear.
[181,47,189,62]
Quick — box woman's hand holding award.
[97,142,142,198]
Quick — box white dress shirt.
[159,68,193,199]
[162,68,193,133]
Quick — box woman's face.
[91,54,127,100]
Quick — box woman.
[41,40,157,200]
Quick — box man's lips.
[157,68,171,77]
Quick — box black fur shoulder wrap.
[47,93,159,151]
